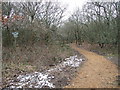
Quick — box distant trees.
[2,2,15,46]
[60,1,119,48]
[2,1,66,46]
[2,1,119,48]
[83,2,119,47]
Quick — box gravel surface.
[65,44,118,88]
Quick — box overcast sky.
[4,0,88,20]
[60,0,87,20]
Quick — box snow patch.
[10,72,55,88]
[63,55,83,67]
[9,55,83,88]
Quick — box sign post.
[12,32,19,49]
[12,32,19,62]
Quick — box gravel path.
[65,43,118,88]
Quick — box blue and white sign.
[12,32,19,38]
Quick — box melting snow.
[9,55,83,88]
[10,72,55,88]
[63,55,83,67]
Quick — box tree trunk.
[99,43,104,48]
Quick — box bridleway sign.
[12,32,19,38]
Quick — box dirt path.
[65,43,118,88]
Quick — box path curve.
[65,43,118,88]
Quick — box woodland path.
[65,43,118,88]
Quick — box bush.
[2,29,37,47]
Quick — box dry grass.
[2,43,74,87]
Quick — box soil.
[65,43,118,88]
[49,51,86,88]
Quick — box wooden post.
[0,1,2,89]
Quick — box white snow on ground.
[9,55,83,88]
[10,72,55,88]
[63,55,83,67]
[47,55,83,72]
